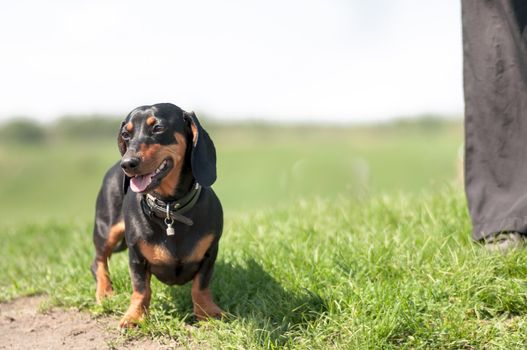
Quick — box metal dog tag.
[165,204,175,236]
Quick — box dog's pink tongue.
[130,174,152,192]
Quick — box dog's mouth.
[129,158,173,193]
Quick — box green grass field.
[6,121,527,349]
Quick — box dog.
[91,103,223,327]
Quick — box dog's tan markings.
[191,273,223,320]
[190,123,198,146]
[184,233,215,263]
[95,221,125,303]
[138,240,174,265]
[146,116,156,126]
[125,122,133,132]
[139,143,161,162]
[104,221,125,255]
[119,272,152,328]
[95,261,112,303]
[154,132,187,197]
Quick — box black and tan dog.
[91,103,223,327]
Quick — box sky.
[0,0,463,123]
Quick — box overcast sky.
[0,0,463,123]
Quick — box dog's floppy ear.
[184,111,217,187]
[117,121,127,156]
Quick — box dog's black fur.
[91,103,223,327]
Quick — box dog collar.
[141,183,202,231]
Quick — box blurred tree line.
[0,114,222,144]
[0,113,461,145]
[0,115,122,144]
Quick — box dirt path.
[0,296,181,350]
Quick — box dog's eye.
[153,125,165,134]
[121,131,131,140]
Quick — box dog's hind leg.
[91,221,125,303]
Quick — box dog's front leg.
[120,247,151,328]
[191,242,223,320]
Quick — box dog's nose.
[121,157,140,171]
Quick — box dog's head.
[118,103,216,195]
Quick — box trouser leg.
[462,0,527,240]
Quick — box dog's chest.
[137,232,214,267]
[138,240,176,265]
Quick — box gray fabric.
[463,0,527,240]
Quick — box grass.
[3,190,527,349]
[6,121,527,348]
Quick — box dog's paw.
[194,303,224,321]
[119,303,148,328]
[119,313,143,328]
[95,284,114,304]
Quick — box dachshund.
[91,103,223,327]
